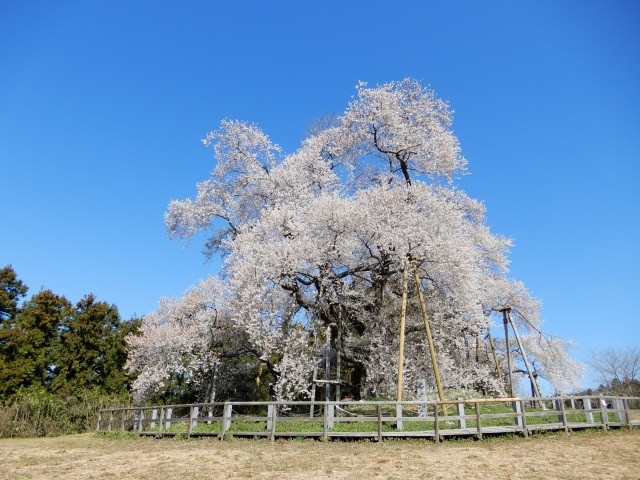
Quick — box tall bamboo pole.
[396,261,409,402]
[411,260,446,406]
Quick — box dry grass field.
[1,429,638,480]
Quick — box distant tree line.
[0,265,140,436]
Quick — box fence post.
[328,402,335,429]
[457,399,466,429]
[623,398,631,426]
[433,404,440,443]
[133,410,139,432]
[158,408,165,435]
[187,406,194,438]
[224,403,232,431]
[519,399,528,437]
[165,408,172,430]
[96,411,102,432]
[559,399,568,432]
[269,404,277,442]
[108,411,114,432]
[267,404,274,432]
[599,395,608,430]
[191,406,199,431]
[512,401,521,427]
[396,403,403,431]
[323,403,328,441]
[150,409,158,430]
[514,400,523,429]
[474,402,482,439]
[613,398,625,422]
[220,403,232,440]
[417,379,427,417]
[376,404,383,442]
[138,410,144,434]
[583,398,594,424]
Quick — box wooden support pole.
[158,408,165,435]
[487,329,504,387]
[138,410,144,434]
[520,399,528,437]
[96,411,102,432]
[623,398,631,426]
[556,399,568,433]
[475,402,482,439]
[499,308,514,397]
[396,261,409,402]
[411,260,446,407]
[190,406,198,433]
[310,360,318,418]
[220,403,232,440]
[457,399,466,429]
[506,309,541,399]
[323,403,329,441]
[187,406,194,439]
[513,400,523,428]
[599,395,608,430]
[165,408,172,431]
[614,398,625,423]
[583,398,594,424]
[268,404,277,441]
[336,308,342,405]
[325,325,331,402]
[150,409,157,430]
[327,402,335,429]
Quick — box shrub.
[0,386,131,438]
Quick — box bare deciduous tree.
[586,345,640,395]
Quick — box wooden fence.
[96,395,640,442]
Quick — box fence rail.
[96,395,640,441]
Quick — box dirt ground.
[0,429,638,480]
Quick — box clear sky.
[1,1,638,388]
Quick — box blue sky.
[1,1,638,387]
